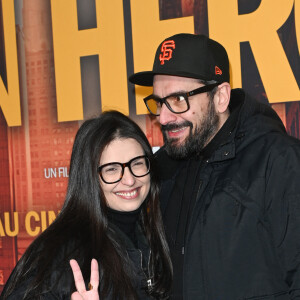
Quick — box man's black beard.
[161,100,219,159]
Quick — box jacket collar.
[198,88,244,162]
[109,221,149,251]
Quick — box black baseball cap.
[129,33,230,86]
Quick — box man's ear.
[214,82,231,114]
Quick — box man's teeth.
[171,127,187,133]
[116,190,137,197]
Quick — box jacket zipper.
[138,249,153,289]
[183,178,207,299]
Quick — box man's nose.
[121,167,135,186]
[157,103,177,125]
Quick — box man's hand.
[70,259,100,300]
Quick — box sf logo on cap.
[159,40,175,65]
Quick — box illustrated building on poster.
[194,0,208,35]
[0,7,16,292]
[0,1,80,288]
[13,0,79,254]
[159,0,182,19]
[0,109,16,289]
[286,102,300,139]
[145,116,164,148]
[271,103,287,129]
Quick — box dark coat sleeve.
[265,142,300,297]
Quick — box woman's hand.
[70,259,100,300]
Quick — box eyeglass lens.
[146,95,188,115]
[100,156,149,184]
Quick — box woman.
[1,111,172,299]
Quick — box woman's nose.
[120,167,135,186]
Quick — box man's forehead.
[153,75,203,96]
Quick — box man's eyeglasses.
[144,82,220,116]
[98,155,150,184]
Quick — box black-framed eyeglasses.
[98,155,150,184]
[143,82,220,116]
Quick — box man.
[129,33,300,299]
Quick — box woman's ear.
[214,82,231,114]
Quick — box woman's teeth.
[116,190,137,197]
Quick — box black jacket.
[157,89,300,299]
[1,223,153,300]
[110,223,154,300]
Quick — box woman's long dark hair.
[1,111,172,299]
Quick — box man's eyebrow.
[152,90,188,99]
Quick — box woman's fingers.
[70,259,100,300]
[89,259,99,291]
[71,292,84,300]
[70,259,86,294]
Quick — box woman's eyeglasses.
[98,155,150,184]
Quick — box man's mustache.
[161,121,193,132]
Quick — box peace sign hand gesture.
[70,259,100,300]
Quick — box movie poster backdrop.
[0,0,299,291]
